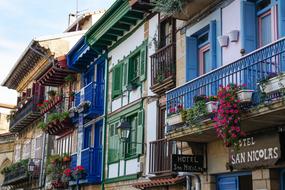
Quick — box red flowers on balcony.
[37,96,63,114]
[213,84,246,148]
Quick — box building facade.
[2,0,285,190]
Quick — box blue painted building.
[66,36,106,188]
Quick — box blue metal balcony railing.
[81,147,102,183]
[166,38,285,116]
[70,154,77,170]
[75,81,104,117]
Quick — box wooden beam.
[0,103,16,109]
[113,23,131,31]
[124,11,144,19]
[102,34,118,41]
[107,29,124,36]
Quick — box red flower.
[43,100,49,103]
[63,168,72,176]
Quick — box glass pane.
[256,0,271,12]
[204,49,211,73]
[260,13,272,46]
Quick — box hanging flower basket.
[237,89,254,103]
[229,30,239,42]
[259,73,285,94]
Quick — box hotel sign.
[172,154,204,172]
[229,132,281,169]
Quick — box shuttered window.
[186,21,217,81]
[108,122,120,163]
[111,41,147,99]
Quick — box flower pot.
[259,74,285,93]
[237,90,254,103]
[229,30,239,42]
[217,35,229,47]
[206,101,218,113]
[166,113,183,126]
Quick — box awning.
[132,176,185,189]
[36,56,75,86]
[85,0,147,53]
[66,37,98,71]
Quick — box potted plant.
[236,84,254,103]
[62,153,71,162]
[68,107,78,118]
[206,96,218,113]
[259,73,285,93]
[49,155,62,165]
[64,74,75,83]
[166,103,184,125]
[62,168,73,182]
[72,166,87,180]
[48,90,57,100]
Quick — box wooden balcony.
[2,159,41,186]
[165,37,285,141]
[9,97,42,132]
[149,139,188,175]
[150,43,176,94]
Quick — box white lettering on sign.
[231,147,279,164]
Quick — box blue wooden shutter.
[209,20,217,69]
[218,176,238,190]
[241,0,257,54]
[279,0,285,37]
[186,37,198,81]
[136,110,144,155]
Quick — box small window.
[197,32,209,47]
[126,115,137,157]
[159,17,175,48]
[256,0,271,12]
[128,53,140,83]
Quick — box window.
[186,21,217,81]
[256,0,277,47]
[108,109,144,163]
[14,144,21,162]
[22,140,31,159]
[83,126,92,149]
[55,133,73,155]
[111,42,147,99]
[34,135,43,159]
[159,17,175,48]
[128,53,140,83]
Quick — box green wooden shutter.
[122,60,129,91]
[112,64,122,99]
[140,44,147,81]
[136,109,144,155]
[108,124,115,162]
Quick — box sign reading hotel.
[172,154,204,172]
[229,132,281,169]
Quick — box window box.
[237,90,254,103]
[166,113,183,126]
[259,74,285,94]
[206,101,218,113]
[217,35,229,47]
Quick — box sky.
[0,0,115,105]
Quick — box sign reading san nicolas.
[172,154,204,172]
[229,132,281,169]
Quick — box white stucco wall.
[108,24,145,112]
[222,0,242,65]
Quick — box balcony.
[9,97,42,132]
[2,159,41,186]
[74,81,104,117]
[166,38,285,141]
[150,43,176,94]
[81,147,102,183]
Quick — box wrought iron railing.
[151,43,176,86]
[166,38,285,116]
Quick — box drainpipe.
[178,172,201,190]
[101,54,109,190]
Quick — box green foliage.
[38,121,47,130]
[47,90,56,97]
[1,159,29,175]
[64,74,76,82]
[181,100,207,125]
[152,0,189,15]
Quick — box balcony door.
[83,64,95,86]
[157,106,166,139]
[92,121,102,180]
